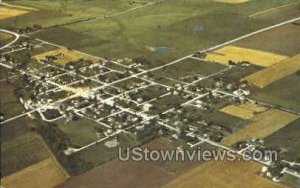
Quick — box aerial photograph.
[0,0,299,187]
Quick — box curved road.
[0,29,20,50]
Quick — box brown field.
[0,7,29,20]
[1,157,69,188]
[220,102,268,120]
[0,32,13,40]
[205,45,288,67]
[221,109,299,146]
[33,48,99,64]
[214,0,250,4]
[164,160,286,188]
[244,54,300,88]
[58,137,211,188]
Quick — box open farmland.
[58,137,215,188]
[250,72,300,112]
[235,23,300,56]
[0,80,26,120]
[1,0,300,187]
[0,7,29,20]
[244,54,300,88]
[221,109,299,146]
[204,45,288,67]
[152,58,226,84]
[164,160,286,188]
[220,102,268,120]
[265,118,300,162]
[29,0,300,65]
[1,157,69,188]
[1,132,51,176]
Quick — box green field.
[55,118,99,147]
[152,58,226,83]
[20,0,298,67]
[250,73,300,112]
[0,80,26,120]
[1,132,50,176]
[265,118,300,162]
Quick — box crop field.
[33,48,99,64]
[1,132,50,176]
[235,23,300,57]
[0,7,29,20]
[281,173,300,188]
[221,109,299,146]
[205,111,249,133]
[265,118,300,161]
[0,0,153,28]
[244,54,300,88]
[1,157,69,188]
[59,137,213,188]
[1,0,300,187]
[220,102,268,120]
[25,0,299,66]
[0,81,26,120]
[204,45,288,67]
[164,160,285,188]
[152,58,226,83]
[250,72,300,112]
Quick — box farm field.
[250,72,300,113]
[0,0,153,29]
[0,80,26,120]
[28,0,300,66]
[221,109,299,146]
[244,54,300,88]
[1,157,69,188]
[264,118,300,162]
[204,45,288,67]
[1,0,300,187]
[164,159,285,188]
[220,102,268,120]
[58,137,214,188]
[205,111,249,133]
[152,58,226,83]
[235,23,300,57]
[1,132,51,176]
[0,7,29,20]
